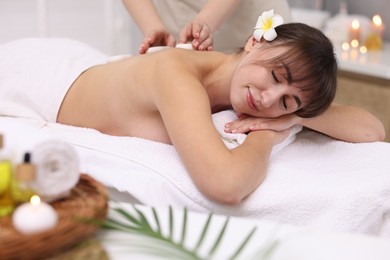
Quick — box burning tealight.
[349,19,361,42]
[365,14,385,50]
[12,195,58,234]
[351,39,359,48]
[341,42,350,51]
[359,45,367,54]
[372,14,384,34]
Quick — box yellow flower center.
[264,18,273,30]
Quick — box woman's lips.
[246,88,258,111]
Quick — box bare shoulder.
[149,49,227,160]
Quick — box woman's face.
[230,46,307,118]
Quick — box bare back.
[57,49,228,144]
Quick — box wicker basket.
[0,174,108,260]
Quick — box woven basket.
[0,174,108,260]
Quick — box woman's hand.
[139,29,176,54]
[179,19,213,51]
[224,113,302,134]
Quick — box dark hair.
[257,23,338,118]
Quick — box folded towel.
[1,114,390,238]
[212,110,302,154]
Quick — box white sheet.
[1,115,390,238]
[0,38,107,122]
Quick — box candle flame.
[359,46,367,54]
[373,15,382,26]
[30,195,41,206]
[352,19,360,29]
[342,42,350,51]
[351,39,359,48]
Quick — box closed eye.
[282,96,287,110]
[271,70,280,83]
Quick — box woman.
[0,16,384,205]
[57,20,384,204]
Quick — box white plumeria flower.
[253,9,284,42]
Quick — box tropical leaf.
[229,226,257,260]
[207,217,229,257]
[101,203,279,259]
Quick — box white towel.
[31,140,80,202]
[1,114,390,238]
[212,110,302,154]
[0,118,80,202]
[0,38,108,122]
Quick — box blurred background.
[0,0,388,55]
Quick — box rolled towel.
[212,110,302,154]
[31,140,80,202]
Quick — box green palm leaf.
[102,203,279,259]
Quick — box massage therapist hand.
[179,18,213,51]
[139,29,176,54]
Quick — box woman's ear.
[244,36,260,51]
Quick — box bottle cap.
[15,153,36,181]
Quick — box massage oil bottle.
[11,152,36,205]
[0,134,15,216]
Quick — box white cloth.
[212,110,302,153]
[0,38,108,122]
[31,140,80,202]
[1,115,390,238]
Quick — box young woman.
[0,18,385,204]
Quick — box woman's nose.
[259,88,282,108]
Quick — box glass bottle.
[11,152,36,205]
[0,134,14,216]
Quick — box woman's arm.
[225,103,386,143]
[122,0,165,35]
[300,103,385,142]
[154,56,286,205]
[122,0,175,53]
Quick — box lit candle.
[365,14,385,50]
[349,19,361,42]
[12,195,58,234]
[350,39,359,48]
[372,14,384,38]
[341,42,350,60]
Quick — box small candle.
[350,39,359,48]
[372,14,384,37]
[365,14,385,50]
[349,19,361,42]
[341,42,350,60]
[12,195,58,234]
